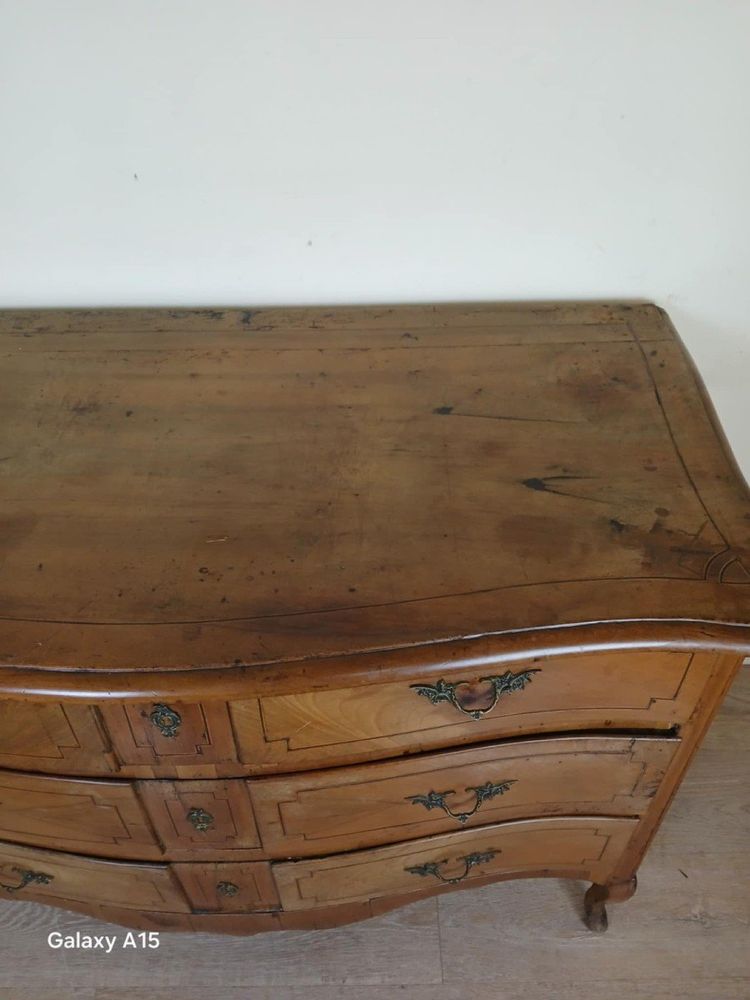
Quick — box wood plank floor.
[1,663,748,1000]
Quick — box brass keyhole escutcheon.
[149,703,182,738]
[186,807,214,832]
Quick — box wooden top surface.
[0,302,748,675]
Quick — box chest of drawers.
[0,302,747,934]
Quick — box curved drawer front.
[0,839,278,916]
[231,650,710,772]
[251,734,677,857]
[0,770,162,860]
[0,650,719,777]
[0,735,676,862]
[137,779,262,860]
[272,816,638,911]
[0,840,188,913]
[0,819,636,922]
[98,700,239,775]
[0,769,265,863]
[0,698,239,778]
[0,701,115,775]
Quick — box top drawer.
[229,650,713,773]
[0,650,720,777]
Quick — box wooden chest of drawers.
[0,302,747,935]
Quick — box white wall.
[1,1,748,473]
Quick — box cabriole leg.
[583,875,637,933]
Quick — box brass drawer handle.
[410,669,540,720]
[405,849,498,885]
[0,867,54,893]
[149,703,182,738]
[186,808,214,832]
[216,881,239,897]
[405,779,516,824]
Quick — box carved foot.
[583,876,637,933]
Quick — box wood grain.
[250,734,676,856]
[172,861,279,913]
[137,778,262,860]
[0,769,159,859]
[230,649,707,772]
[273,816,637,910]
[0,701,114,773]
[0,303,747,676]
[99,700,238,770]
[0,841,188,912]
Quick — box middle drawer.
[250,733,674,856]
[0,733,676,861]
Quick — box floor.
[1,664,748,1000]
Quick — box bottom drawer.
[0,840,189,913]
[0,839,280,916]
[272,815,638,910]
[0,816,638,923]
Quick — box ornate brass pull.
[0,867,54,893]
[186,807,214,832]
[149,703,182,738]
[405,849,498,885]
[405,779,516,824]
[216,881,239,897]
[410,669,540,720]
